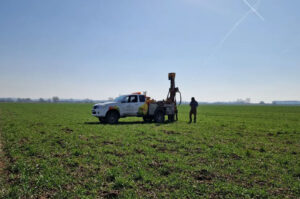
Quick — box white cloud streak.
[243,0,265,21]
[204,0,264,65]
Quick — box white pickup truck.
[92,93,176,124]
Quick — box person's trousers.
[189,110,197,122]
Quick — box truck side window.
[139,95,145,102]
[123,96,130,103]
[129,95,138,103]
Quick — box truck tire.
[154,111,165,123]
[98,117,106,123]
[143,116,153,123]
[105,111,119,124]
[168,115,175,122]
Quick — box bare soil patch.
[193,169,215,182]
[61,127,73,133]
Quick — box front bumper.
[92,109,106,117]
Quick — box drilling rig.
[166,73,181,120]
[144,73,181,122]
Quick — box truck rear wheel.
[154,111,165,123]
[105,111,119,124]
[168,115,175,122]
[143,116,153,123]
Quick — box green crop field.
[0,103,299,198]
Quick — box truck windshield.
[114,95,127,102]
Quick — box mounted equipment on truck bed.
[167,73,181,120]
[146,72,181,122]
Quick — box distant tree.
[83,98,92,103]
[236,98,251,104]
[17,98,32,102]
[259,101,265,104]
[108,97,114,101]
[52,96,59,103]
[39,98,45,103]
[237,99,244,104]
[0,98,14,102]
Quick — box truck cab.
[119,94,146,116]
[92,94,147,124]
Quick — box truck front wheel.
[105,111,119,124]
[154,111,165,123]
[99,117,106,123]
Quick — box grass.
[0,103,300,198]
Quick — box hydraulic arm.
[166,73,181,120]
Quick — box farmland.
[0,103,300,198]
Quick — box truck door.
[127,95,141,115]
[121,96,131,115]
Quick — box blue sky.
[0,0,299,102]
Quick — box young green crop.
[0,103,299,198]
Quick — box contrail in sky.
[243,0,265,21]
[204,0,264,64]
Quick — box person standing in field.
[189,97,198,123]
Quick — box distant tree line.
[0,96,105,103]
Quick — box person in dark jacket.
[189,97,198,123]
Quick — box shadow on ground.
[84,121,169,125]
